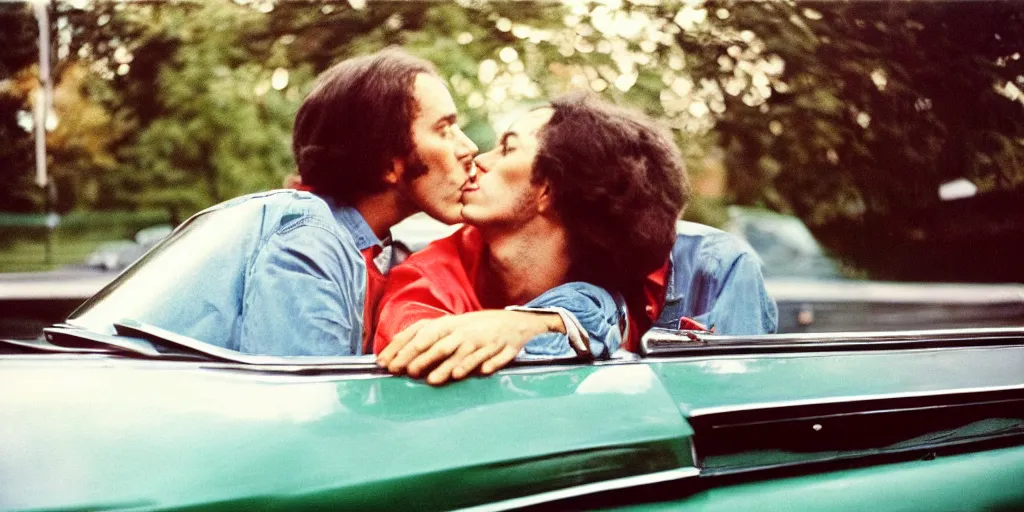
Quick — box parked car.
[80,224,174,272]
[0,268,112,339]
[2,202,1022,510]
[722,207,1024,332]
[0,224,174,339]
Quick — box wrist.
[541,312,566,334]
[513,311,565,337]
[503,306,591,357]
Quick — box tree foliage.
[2,0,1023,280]
[678,0,1024,226]
[0,3,40,212]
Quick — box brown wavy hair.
[292,47,437,205]
[533,92,690,294]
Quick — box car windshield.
[67,205,249,337]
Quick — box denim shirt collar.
[663,243,682,302]
[317,194,383,252]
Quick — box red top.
[374,226,489,353]
[373,225,672,354]
[625,260,670,352]
[360,245,387,354]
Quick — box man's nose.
[455,125,478,156]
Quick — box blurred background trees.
[1,0,1022,280]
[0,3,40,213]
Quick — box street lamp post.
[32,0,56,265]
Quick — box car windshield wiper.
[58,325,215,360]
[5,318,563,372]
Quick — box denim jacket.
[509,220,777,356]
[235,194,384,356]
[655,221,778,335]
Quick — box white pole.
[33,0,52,189]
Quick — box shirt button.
[645,305,655,314]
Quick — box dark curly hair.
[533,92,690,295]
[292,47,437,205]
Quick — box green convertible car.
[1,211,1023,511]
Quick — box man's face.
[401,74,478,224]
[461,108,554,228]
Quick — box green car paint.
[1,340,1022,510]
[621,444,1024,512]
[0,360,691,510]
[650,345,1024,414]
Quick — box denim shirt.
[655,221,778,334]
[236,194,385,356]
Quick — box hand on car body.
[378,310,564,385]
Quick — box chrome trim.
[688,383,1024,417]
[765,278,1024,304]
[642,326,1024,356]
[0,354,388,380]
[646,344,1022,365]
[114,320,387,366]
[194,363,385,380]
[457,467,701,512]
[45,326,166,358]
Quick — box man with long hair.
[376,92,778,385]
[160,48,484,356]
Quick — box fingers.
[451,343,503,380]
[480,346,520,375]
[378,312,531,385]
[386,323,450,375]
[377,319,429,366]
[426,341,477,386]
[406,333,463,378]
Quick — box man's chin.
[457,204,474,222]
[459,207,493,229]
[423,206,464,226]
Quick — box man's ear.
[383,158,404,186]
[536,180,555,214]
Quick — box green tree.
[0,3,41,213]
[676,0,1024,227]
[119,3,304,219]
